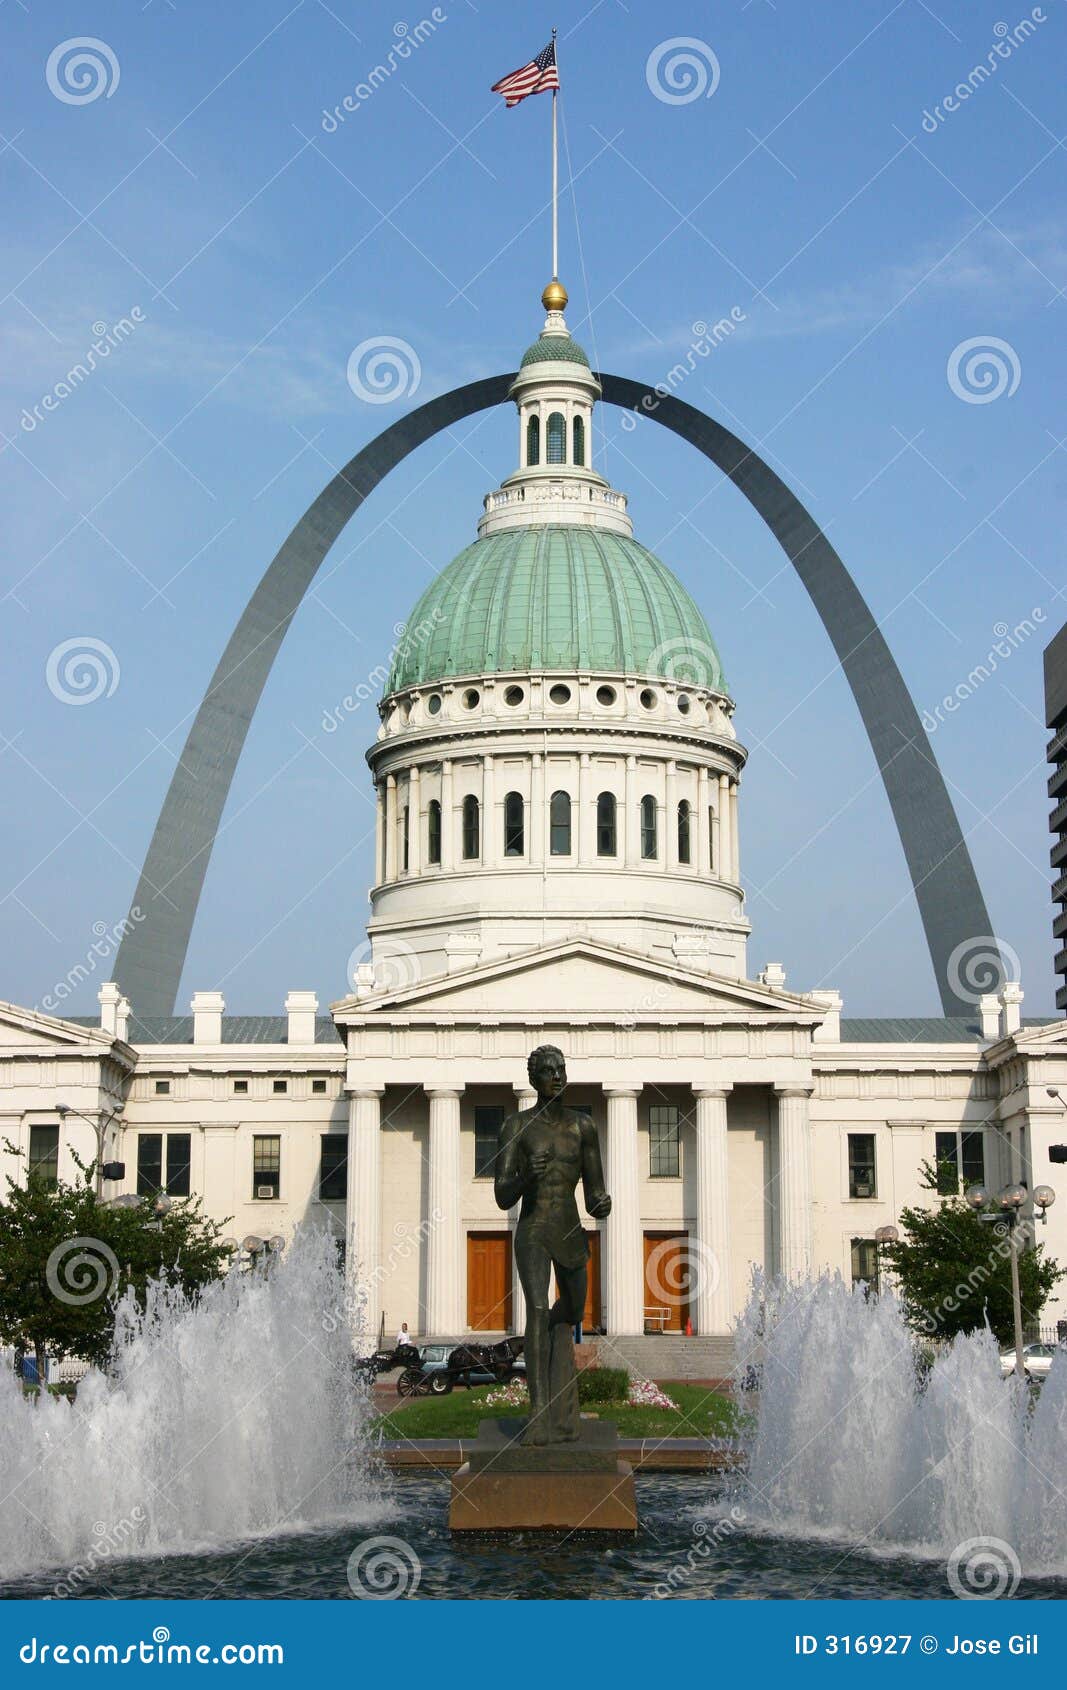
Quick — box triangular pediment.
[0,999,117,1052]
[332,939,821,1023]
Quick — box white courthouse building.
[4,287,1067,1344]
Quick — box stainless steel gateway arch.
[114,372,994,1018]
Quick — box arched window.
[550,789,571,855]
[708,805,716,871]
[462,794,480,860]
[572,414,585,466]
[526,413,540,466]
[640,794,658,860]
[596,791,617,857]
[547,411,565,465]
[504,790,524,857]
[427,799,441,865]
[402,804,410,873]
[678,799,692,865]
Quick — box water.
[0,1231,388,1587]
[727,1274,1067,1583]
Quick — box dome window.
[462,794,480,860]
[504,791,524,857]
[595,684,616,707]
[526,414,540,467]
[426,693,442,716]
[572,415,585,467]
[547,411,565,465]
[549,790,572,855]
[504,685,525,707]
[639,688,657,711]
[640,794,658,860]
[402,804,410,873]
[549,683,572,705]
[463,688,481,711]
[427,799,442,865]
[677,694,692,715]
[678,799,692,865]
[596,791,617,857]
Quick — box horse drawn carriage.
[395,1336,524,1397]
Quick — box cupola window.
[596,791,617,857]
[678,799,692,865]
[462,794,480,860]
[427,799,442,865]
[550,789,571,855]
[547,411,565,465]
[504,791,525,857]
[402,804,410,872]
[572,414,585,466]
[640,794,657,860]
[526,414,540,466]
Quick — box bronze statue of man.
[494,1045,612,1445]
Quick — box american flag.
[491,39,559,108]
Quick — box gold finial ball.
[541,279,568,313]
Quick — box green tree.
[0,1148,232,1384]
[882,1161,1064,1346]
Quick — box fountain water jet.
[0,1229,388,1582]
[725,1274,1067,1577]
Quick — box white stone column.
[665,760,678,870]
[624,754,638,867]
[603,1086,644,1335]
[384,774,398,881]
[696,767,709,874]
[425,1086,465,1335]
[407,765,421,876]
[346,1087,384,1350]
[578,752,595,866]
[440,759,453,872]
[510,1084,537,1333]
[717,773,732,881]
[530,753,544,867]
[730,778,740,884]
[776,1085,814,1280]
[482,756,495,868]
[374,783,384,885]
[693,1086,733,1334]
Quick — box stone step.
[592,1334,737,1382]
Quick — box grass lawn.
[375,1381,740,1441]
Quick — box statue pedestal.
[449,1418,637,1534]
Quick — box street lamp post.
[55,1103,124,1199]
[965,1180,1056,1380]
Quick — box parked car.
[999,1341,1061,1378]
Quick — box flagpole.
[551,28,558,280]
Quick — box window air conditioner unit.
[855,1182,872,1198]
[256,1185,275,1200]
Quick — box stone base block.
[449,1459,637,1534]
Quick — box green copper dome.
[519,333,590,369]
[387,526,727,694]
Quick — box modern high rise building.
[1044,619,1067,1015]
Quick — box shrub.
[577,1366,629,1404]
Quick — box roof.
[839,1016,1050,1044]
[519,332,590,369]
[67,1015,344,1047]
[387,524,726,694]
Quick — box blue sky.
[2,0,1065,1020]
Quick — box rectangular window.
[28,1124,59,1189]
[154,1079,171,1096]
[649,1105,680,1179]
[165,1133,191,1197]
[312,1078,327,1096]
[850,1237,879,1291]
[847,1132,876,1199]
[319,1134,348,1201]
[935,1130,960,1195]
[272,1079,288,1095]
[137,1133,164,1195]
[253,1135,281,1199]
[961,1130,985,1189]
[233,1079,249,1095]
[474,1105,504,1180]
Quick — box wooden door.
[466,1232,512,1332]
[583,1230,602,1332]
[643,1231,690,1333]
